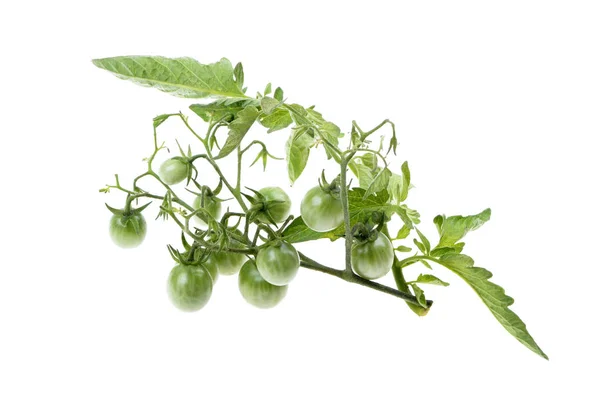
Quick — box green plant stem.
[397,255,443,268]
[339,153,355,274]
[299,253,426,306]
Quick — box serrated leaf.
[215,106,259,159]
[189,98,257,122]
[260,108,293,133]
[283,188,417,243]
[260,97,280,115]
[285,127,313,184]
[92,56,247,99]
[394,245,412,252]
[415,274,449,286]
[435,208,492,249]
[438,253,548,359]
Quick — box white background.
[1,0,599,396]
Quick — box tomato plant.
[94,55,547,359]
[238,260,288,308]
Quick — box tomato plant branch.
[298,253,428,307]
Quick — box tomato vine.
[94,55,547,359]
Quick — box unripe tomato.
[254,187,291,224]
[158,157,189,185]
[167,264,213,312]
[300,186,344,232]
[238,260,288,308]
[193,194,222,225]
[351,232,394,280]
[109,213,147,249]
[256,241,299,286]
[200,257,219,284]
[209,250,246,276]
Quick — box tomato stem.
[298,253,430,307]
[339,154,355,274]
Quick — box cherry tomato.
[254,187,291,224]
[256,241,299,286]
[167,264,213,312]
[300,186,344,232]
[238,260,288,308]
[351,232,394,280]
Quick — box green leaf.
[392,256,430,316]
[415,274,449,286]
[260,108,293,133]
[283,188,418,243]
[348,154,390,197]
[387,161,411,204]
[189,98,257,123]
[274,87,284,101]
[363,168,392,199]
[430,246,461,257]
[92,56,247,99]
[435,208,492,249]
[233,62,244,89]
[395,224,411,239]
[413,239,426,254]
[411,284,428,308]
[415,227,431,254]
[215,106,259,159]
[285,127,314,184]
[153,113,173,128]
[260,97,280,115]
[438,253,548,359]
[263,82,272,96]
[395,245,413,252]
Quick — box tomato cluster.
[108,164,395,313]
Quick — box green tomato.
[158,157,189,185]
[256,241,299,286]
[300,186,344,232]
[193,195,222,225]
[238,260,288,309]
[255,187,291,224]
[351,232,394,280]
[109,213,147,249]
[208,250,247,276]
[200,258,219,284]
[167,264,213,312]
